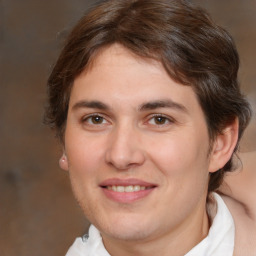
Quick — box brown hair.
[45,0,251,192]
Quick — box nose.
[105,125,145,170]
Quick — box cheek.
[66,136,105,208]
[146,132,210,179]
[65,134,106,178]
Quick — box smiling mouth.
[99,178,157,202]
[105,185,154,192]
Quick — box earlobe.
[59,153,69,171]
[209,119,239,173]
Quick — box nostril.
[105,145,146,170]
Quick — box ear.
[208,118,239,173]
[59,153,69,171]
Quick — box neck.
[102,201,209,256]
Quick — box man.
[45,0,255,255]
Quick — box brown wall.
[1,1,255,255]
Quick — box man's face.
[64,44,214,244]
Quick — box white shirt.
[66,193,235,256]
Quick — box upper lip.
[99,178,157,187]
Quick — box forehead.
[71,44,202,115]
[85,44,168,85]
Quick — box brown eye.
[84,115,107,125]
[91,116,104,124]
[148,115,173,126]
[154,116,167,125]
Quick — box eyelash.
[146,114,175,126]
[82,113,109,125]
[81,113,175,127]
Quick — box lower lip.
[101,187,155,203]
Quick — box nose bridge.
[105,122,145,169]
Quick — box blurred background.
[1,0,255,255]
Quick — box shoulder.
[220,151,256,220]
[220,194,256,256]
[218,151,256,255]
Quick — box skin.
[61,44,238,256]
[221,151,256,256]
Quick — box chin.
[101,222,156,242]
[92,211,157,241]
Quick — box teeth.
[134,185,140,191]
[116,186,124,192]
[125,186,133,192]
[106,185,148,192]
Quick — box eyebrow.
[72,100,110,111]
[71,99,188,113]
[139,99,188,113]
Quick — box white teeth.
[134,185,140,191]
[125,186,133,192]
[106,185,148,192]
[116,186,125,192]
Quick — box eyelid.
[146,113,175,126]
[81,112,111,125]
